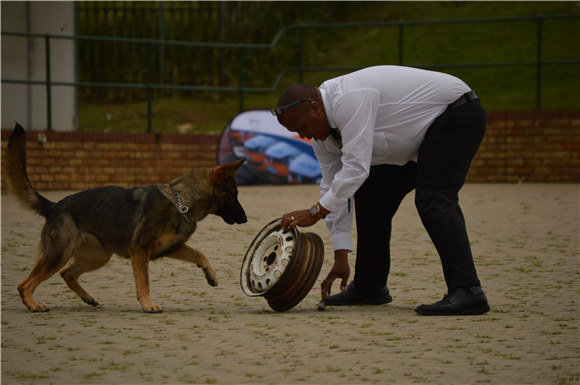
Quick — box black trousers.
[353,99,486,292]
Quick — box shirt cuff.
[331,231,353,252]
[319,191,346,214]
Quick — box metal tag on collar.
[175,192,189,214]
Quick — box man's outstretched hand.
[321,249,350,299]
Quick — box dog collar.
[175,192,189,213]
[169,188,191,223]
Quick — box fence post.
[398,22,404,65]
[239,46,245,112]
[146,40,153,133]
[45,34,53,131]
[535,16,543,110]
[299,26,304,83]
[158,2,165,97]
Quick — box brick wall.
[1,131,220,191]
[472,110,580,182]
[1,110,579,191]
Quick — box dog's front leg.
[130,250,162,313]
[165,245,218,287]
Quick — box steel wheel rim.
[240,218,324,312]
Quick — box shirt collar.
[319,88,337,130]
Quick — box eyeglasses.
[270,99,312,117]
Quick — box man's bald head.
[277,84,315,106]
[274,84,317,124]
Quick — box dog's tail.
[5,123,55,217]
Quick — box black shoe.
[322,282,392,306]
[415,287,490,316]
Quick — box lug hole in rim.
[266,252,277,265]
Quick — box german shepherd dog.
[5,123,247,313]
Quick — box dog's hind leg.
[165,245,218,287]
[60,233,112,307]
[130,249,162,313]
[18,249,71,312]
[19,217,77,312]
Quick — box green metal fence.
[2,14,579,132]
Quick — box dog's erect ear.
[212,159,245,183]
[14,122,25,133]
[9,122,26,145]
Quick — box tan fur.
[6,123,247,313]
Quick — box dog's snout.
[216,201,247,225]
[232,207,247,224]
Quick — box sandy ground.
[1,183,579,385]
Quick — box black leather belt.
[448,90,479,109]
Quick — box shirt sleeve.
[325,198,353,252]
[319,88,379,213]
[312,140,353,252]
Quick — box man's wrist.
[334,249,349,262]
[309,202,328,219]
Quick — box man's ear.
[310,100,324,117]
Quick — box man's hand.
[281,210,319,229]
[321,249,350,299]
[281,202,330,229]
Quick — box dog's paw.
[205,268,218,287]
[29,303,50,312]
[142,304,163,314]
[83,297,100,307]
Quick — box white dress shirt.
[312,65,471,251]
